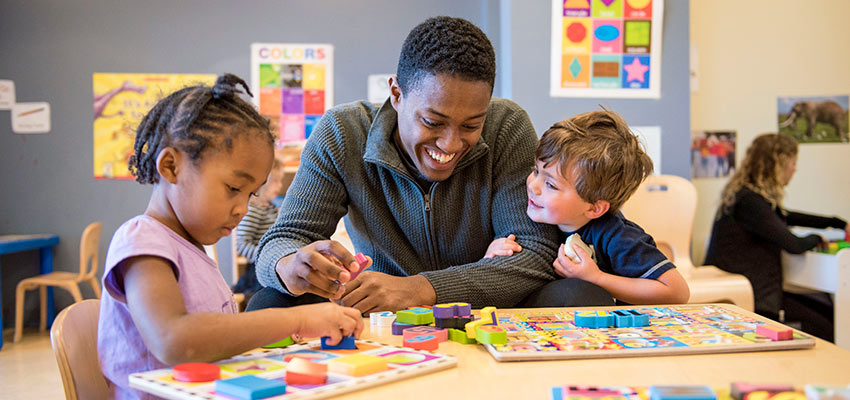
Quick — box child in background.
[233,158,285,302]
[486,110,690,305]
[97,74,364,400]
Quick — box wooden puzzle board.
[129,339,456,399]
[486,304,815,362]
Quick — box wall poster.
[550,0,664,99]
[92,73,216,179]
[251,43,334,147]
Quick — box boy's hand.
[554,243,602,283]
[484,234,523,258]
[291,302,364,345]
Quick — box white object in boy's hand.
[563,233,593,263]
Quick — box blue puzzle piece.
[574,311,614,328]
[612,310,650,327]
[649,385,716,400]
[320,334,357,350]
[215,375,287,400]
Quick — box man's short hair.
[536,110,654,214]
[396,16,496,94]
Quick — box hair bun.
[212,73,253,99]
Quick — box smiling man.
[248,16,561,313]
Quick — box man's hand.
[339,272,436,314]
[275,240,367,299]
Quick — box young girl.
[233,158,285,302]
[97,74,364,399]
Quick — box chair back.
[79,222,102,281]
[50,299,110,400]
[621,175,697,278]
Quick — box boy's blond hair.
[536,110,653,214]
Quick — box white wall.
[690,0,850,264]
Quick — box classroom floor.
[0,328,66,399]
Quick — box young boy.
[486,110,690,305]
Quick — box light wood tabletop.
[342,304,850,400]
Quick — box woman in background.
[705,133,849,341]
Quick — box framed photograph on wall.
[550,0,664,99]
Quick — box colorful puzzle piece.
[320,335,357,350]
[804,385,850,400]
[552,385,637,400]
[612,310,650,327]
[396,307,435,325]
[392,320,416,335]
[731,383,795,400]
[448,328,477,344]
[403,326,448,342]
[433,302,472,319]
[284,357,327,385]
[215,375,287,400]
[479,306,499,325]
[370,311,396,326]
[262,336,295,349]
[403,334,440,351]
[465,318,489,339]
[650,385,717,400]
[475,325,507,345]
[574,310,614,328]
[327,354,388,377]
[172,363,220,382]
[435,315,474,330]
[350,252,369,280]
[755,325,792,341]
[744,392,806,400]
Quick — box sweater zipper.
[423,185,439,270]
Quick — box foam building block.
[396,307,435,325]
[574,310,614,328]
[433,302,472,319]
[435,315,474,330]
[744,392,807,400]
[173,363,220,382]
[464,318,488,339]
[320,334,357,350]
[804,384,850,400]
[370,311,396,326]
[402,326,448,342]
[755,325,792,341]
[612,310,650,327]
[392,320,416,335]
[650,385,717,400]
[475,325,507,345]
[553,385,637,400]
[348,252,369,281]
[285,357,327,385]
[215,375,287,400]
[448,328,477,344]
[731,383,795,400]
[403,334,440,351]
[327,354,388,377]
[479,306,499,325]
[262,336,295,349]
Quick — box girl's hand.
[291,302,364,345]
[554,243,602,283]
[484,234,523,258]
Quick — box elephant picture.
[778,96,849,143]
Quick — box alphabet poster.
[550,0,663,98]
[92,73,216,179]
[251,43,334,146]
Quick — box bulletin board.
[250,43,334,147]
[550,0,663,99]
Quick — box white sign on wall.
[0,80,15,109]
[632,125,661,174]
[367,74,393,104]
[12,102,50,134]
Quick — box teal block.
[215,375,287,400]
[574,311,614,328]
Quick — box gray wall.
[0,0,689,326]
[505,0,691,177]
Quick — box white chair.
[621,175,755,311]
[15,222,102,342]
[50,299,110,400]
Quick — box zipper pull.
[424,193,431,212]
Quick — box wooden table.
[782,248,850,350]
[342,305,850,400]
[0,234,59,349]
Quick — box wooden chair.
[50,299,110,400]
[15,222,103,342]
[621,175,755,311]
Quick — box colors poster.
[550,0,663,98]
[251,43,334,146]
[92,73,216,179]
